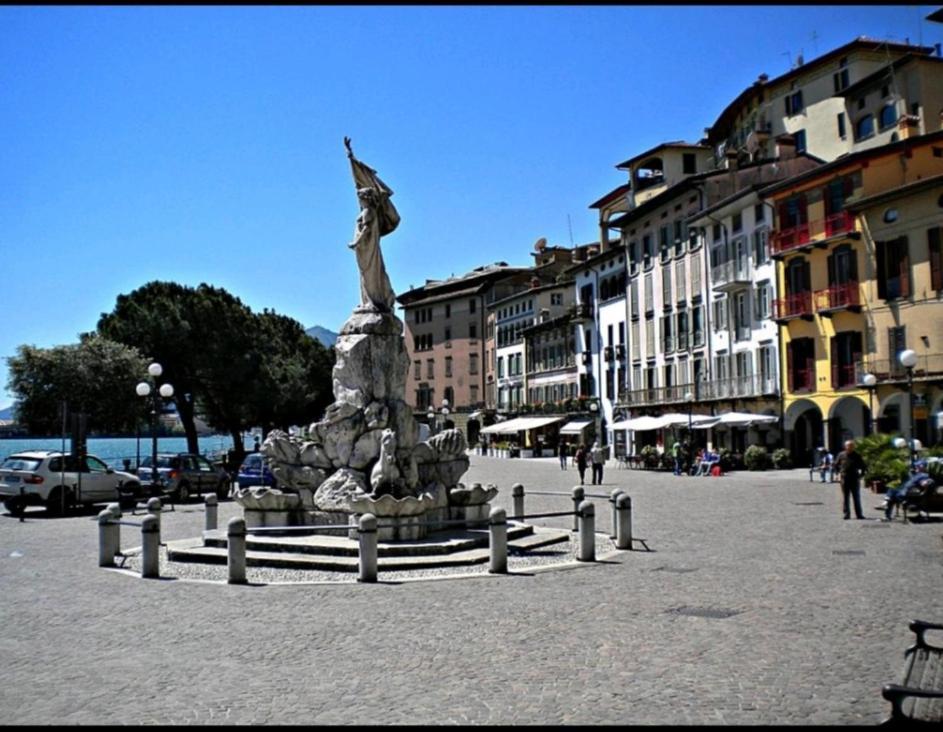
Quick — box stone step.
[201,523,536,557]
[165,526,571,572]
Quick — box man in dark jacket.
[834,439,866,519]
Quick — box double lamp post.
[136,362,174,491]
[861,348,920,473]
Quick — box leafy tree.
[6,334,148,435]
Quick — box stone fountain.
[234,140,496,540]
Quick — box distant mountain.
[0,406,14,421]
[306,325,338,348]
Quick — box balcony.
[814,282,861,315]
[773,292,814,322]
[570,302,594,322]
[855,353,943,384]
[711,259,753,292]
[771,211,858,257]
[617,375,778,407]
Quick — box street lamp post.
[440,399,450,431]
[899,348,918,473]
[136,362,174,493]
[861,373,877,435]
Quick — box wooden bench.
[901,484,943,523]
[881,619,943,724]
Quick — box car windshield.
[1,456,42,471]
[241,455,262,469]
[140,456,175,469]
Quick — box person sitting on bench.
[883,460,936,521]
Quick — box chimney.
[776,133,797,161]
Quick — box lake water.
[0,435,245,466]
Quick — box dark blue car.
[237,453,277,489]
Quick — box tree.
[6,334,149,435]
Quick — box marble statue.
[345,137,398,313]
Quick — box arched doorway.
[785,400,823,468]
[828,395,869,451]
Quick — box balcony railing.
[791,367,815,392]
[814,282,861,313]
[855,353,943,383]
[570,303,594,321]
[832,363,858,389]
[773,292,813,320]
[711,259,753,290]
[617,374,778,407]
[771,211,857,256]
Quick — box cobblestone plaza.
[1,455,940,725]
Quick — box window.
[793,129,807,154]
[855,114,875,141]
[469,323,477,339]
[787,337,816,392]
[675,260,686,303]
[497,356,503,378]
[753,228,769,266]
[631,321,641,360]
[785,89,804,115]
[833,60,850,93]
[644,273,654,313]
[876,237,910,299]
[673,220,684,256]
[629,279,639,319]
[755,281,771,320]
[757,344,776,389]
[879,104,898,131]
[692,305,704,347]
[426,359,435,379]
[413,360,421,379]
[444,327,452,346]
[690,255,701,297]
[712,223,722,242]
[929,227,943,291]
[642,234,654,266]
[837,112,846,139]
[662,314,674,353]
[754,203,765,224]
[469,298,476,314]
[677,311,688,350]
[469,385,479,405]
[831,330,863,389]
[712,297,727,332]
[662,267,672,308]
[732,212,743,233]
[445,356,452,377]
[683,153,697,174]
[659,225,671,262]
[645,317,655,354]
[445,304,451,318]
[551,293,563,306]
[888,326,907,372]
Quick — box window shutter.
[929,227,943,290]
[827,251,835,288]
[803,260,812,293]
[830,337,839,389]
[852,331,863,379]
[899,236,911,298]
[786,343,794,392]
[876,240,887,299]
[796,90,803,111]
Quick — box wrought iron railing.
[771,211,856,255]
[617,374,778,406]
[773,292,813,320]
[855,353,943,382]
[814,282,860,312]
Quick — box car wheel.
[176,482,190,503]
[45,486,73,516]
[215,480,229,501]
[4,496,25,517]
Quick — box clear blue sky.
[2,5,940,408]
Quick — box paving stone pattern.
[0,455,940,725]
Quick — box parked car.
[136,453,230,502]
[237,453,277,489]
[0,451,142,515]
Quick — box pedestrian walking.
[558,442,568,470]
[591,441,605,485]
[575,444,588,485]
[834,439,866,519]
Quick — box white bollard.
[571,487,584,531]
[511,483,524,520]
[141,514,160,579]
[489,507,508,574]
[98,509,119,567]
[615,493,632,550]
[578,500,595,562]
[146,497,162,533]
[205,494,218,532]
[358,513,378,583]
[107,502,122,552]
[609,488,624,539]
[228,517,247,585]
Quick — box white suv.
[0,451,141,515]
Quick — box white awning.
[611,413,718,431]
[692,411,779,429]
[559,420,592,434]
[480,416,564,434]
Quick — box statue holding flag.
[345,137,399,313]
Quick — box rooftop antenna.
[567,214,575,246]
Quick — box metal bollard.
[141,514,160,579]
[511,483,524,520]
[146,497,162,533]
[358,513,378,583]
[609,488,624,539]
[205,494,218,532]
[577,500,595,562]
[571,486,584,531]
[489,507,508,574]
[227,517,247,585]
[98,509,119,567]
[615,493,632,550]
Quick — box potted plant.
[744,445,770,471]
[771,448,793,469]
[856,433,910,493]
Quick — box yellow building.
[765,131,943,464]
